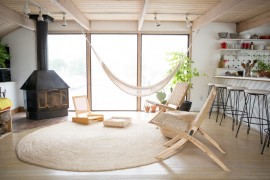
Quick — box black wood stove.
[21,15,69,120]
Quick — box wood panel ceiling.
[0,0,270,38]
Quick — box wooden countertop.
[213,76,270,82]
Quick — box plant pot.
[263,71,270,78]
[144,106,150,113]
[178,101,192,111]
[150,105,157,113]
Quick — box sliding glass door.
[48,34,87,110]
[91,34,137,110]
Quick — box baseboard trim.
[11,107,25,115]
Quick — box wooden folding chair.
[72,95,104,124]
[150,88,230,171]
[147,82,190,138]
[147,82,189,121]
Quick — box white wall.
[1,28,36,108]
[190,22,236,111]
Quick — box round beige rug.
[16,119,168,172]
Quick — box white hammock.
[82,30,184,97]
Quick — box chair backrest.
[72,95,91,117]
[191,87,217,128]
[166,82,189,107]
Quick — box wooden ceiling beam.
[0,4,35,31]
[236,11,270,33]
[138,0,150,31]
[192,0,246,31]
[51,0,91,31]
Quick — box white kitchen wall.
[190,22,270,111]
[1,28,36,108]
[190,22,236,111]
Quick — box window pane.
[91,34,137,110]
[48,35,87,110]
[141,35,188,109]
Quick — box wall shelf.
[220,49,270,51]
[219,38,270,42]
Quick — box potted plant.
[256,60,270,78]
[166,52,202,111]
[156,90,167,111]
[0,43,11,68]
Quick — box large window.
[91,34,137,110]
[48,34,87,110]
[141,35,188,109]
[48,34,188,111]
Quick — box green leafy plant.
[166,52,201,88]
[0,43,10,68]
[156,90,167,104]
[257,60,270,72]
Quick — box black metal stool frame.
[236,93,270,144]
[220,89,247,130]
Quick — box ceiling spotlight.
[186,14,193,28]
[154,14,161,27]
[23,0,30,15]
[62,14,67,27]
[38,8,44,21]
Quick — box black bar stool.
[209,83,231,122]
[220,86,247,130]
[261,128,270,154]
[236,89,270,144]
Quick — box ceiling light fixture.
[23,0,30,15]
[186,14,193,28]
[38,8,44,21]
[154,13,161,27]
[62,14,67,27]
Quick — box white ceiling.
[0,0,270,38]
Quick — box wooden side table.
[0,108,12,139]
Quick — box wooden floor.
[1,111,270,180]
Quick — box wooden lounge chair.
[72,95,104,124]
[147,82,190,138]
[146,82,190,112]
[150,88,230,171]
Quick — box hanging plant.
[0,43,11,68]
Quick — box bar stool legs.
[220,86,247,131]
[261,128,270,154]
[236,89,270,144]
[209,84,230,122]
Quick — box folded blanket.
[0,98,12,111]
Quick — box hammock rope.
[81,28,193,97]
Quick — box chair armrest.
[146,100,176,111]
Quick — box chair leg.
[186,134,230,172]
[163,134,181,147]
[198,128,226,153]
[155,138,188,159]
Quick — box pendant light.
[23,0,30,15]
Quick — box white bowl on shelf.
[239,33,251,39]
[254,44,264,50]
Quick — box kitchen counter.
[213,76,270,82]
